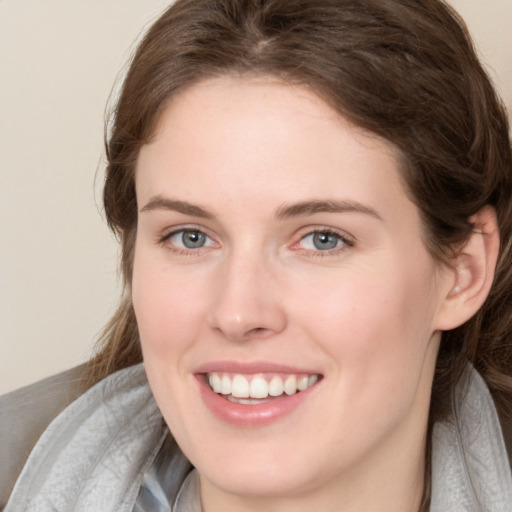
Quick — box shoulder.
[431,366,512,510]
[497,409,512,469]
[0,365,85,509]
[3,364,168,511]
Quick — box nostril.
[208,297,288,341]
[245,327,271,339]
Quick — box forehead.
[136,76,411,223]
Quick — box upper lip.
[195,360,321,376]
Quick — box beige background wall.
[1,0,511,394]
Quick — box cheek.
[295,257,440,381]
[297,266,439,446]
[131,253,202,423]
[131,253,206,357]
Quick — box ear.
[435,205,500,331]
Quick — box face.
[133,76,452,507]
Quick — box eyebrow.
[140,196,213,218]
[140,196,382,221]
[275,199,383,221]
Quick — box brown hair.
[86,0,512,504]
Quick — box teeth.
[297,375,309,391]
[231,374,249,398]
[250,376,269,399]
[308,375,318,387]
[207,372,319,400]
[268,376,284,396]
[284,375,297,395]
[210,373,222,393]
[221,375,231,395]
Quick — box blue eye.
[299,231,348,251]
[168,229,214,250]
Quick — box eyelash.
[157,226,355,257]
[293,228,355,257]
[158,227,216,256]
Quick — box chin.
[199,459,321,499]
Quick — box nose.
[207,252,287,342]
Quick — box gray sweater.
[2,364,512,511]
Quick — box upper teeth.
[208,372,318,399]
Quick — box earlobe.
[436,205,500,331]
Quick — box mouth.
[206,372,320,404]
[196,365,322,427]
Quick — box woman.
[3,0,512,510]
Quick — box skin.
[132,76,459,512]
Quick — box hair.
[85,0,512,507]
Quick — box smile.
[207,372,319,403]
[196,366,322,427]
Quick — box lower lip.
[196,375,319,427]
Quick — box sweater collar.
[430,366,512,511]
[6,363,512,511]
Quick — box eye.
[164,228,216,251]
[297,229,353,253]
